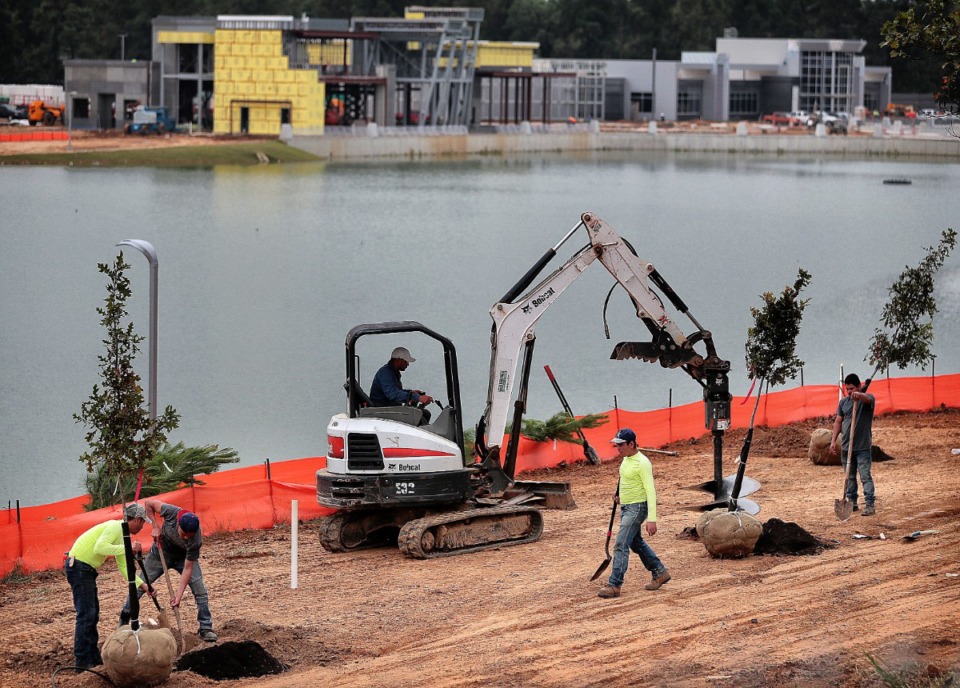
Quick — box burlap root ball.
[695,508,728,539]
[808,428,840,466]
[701,511,763,559]
[102,625,177,688]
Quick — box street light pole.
[116,240,158,422]
[67,91,76,150]
[120,33,128,61]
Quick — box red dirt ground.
[2,410,959,687]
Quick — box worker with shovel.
[597,428,671,598]
[119,499,218,642]
[65,503,156,669]
[830,373,877,516]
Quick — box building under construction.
[62,8,891,135]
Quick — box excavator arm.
[475,212,731,493]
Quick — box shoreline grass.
[0,139,322,168]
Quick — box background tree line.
[0,0,944,99]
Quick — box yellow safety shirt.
[618,451,658,521]
[68,520,143,586]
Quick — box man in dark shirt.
[830,373,877,516]
[120,499,218,642]
[369,346,433,409]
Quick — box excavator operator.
[369,346,433,420]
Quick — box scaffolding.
[352,7,483,128]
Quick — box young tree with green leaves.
[734,268,812,510]
[74,252,180,496]
[866,228,957,378]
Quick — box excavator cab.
[341,321,464,445]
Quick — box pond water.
[2,150,958,505]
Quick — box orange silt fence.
[2,374,958,577]
[0,130,69,143]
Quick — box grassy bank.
[0,139,321,167]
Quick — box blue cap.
[611,428,636,445]
[177,511,200,533]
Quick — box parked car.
[0,103,22,121]
[806,111,847,134]
[761,112,796,126]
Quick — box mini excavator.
[317,212,752,558]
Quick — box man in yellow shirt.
[65,502,155,669]
[598,428,671,598]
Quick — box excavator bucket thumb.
[610,341,660,363]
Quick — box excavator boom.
[476,212,731,489]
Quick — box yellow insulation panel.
[307,42,352,66]
[213,27,326,134]
[157,31,215,45]
[476,42,538,68]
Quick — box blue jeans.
[608,501,666,588]
[121,544,213,631]
[842,448,875,507]
[65,558,102,667]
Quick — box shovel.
[136,552,171,628]
[834,399,859,522]
[155,541,185,652]
[589,495,618,581]
[544,365,600,465]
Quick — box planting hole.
[176,640,285,680]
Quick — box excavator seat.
[358,406,425,426]
[345,379,373,413]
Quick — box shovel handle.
[841,399,859,490]
[544,365,600,464]
[135,553,163,612]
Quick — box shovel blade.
[589,557,611,582]
[584,444,601,466]
[834,497,854,522]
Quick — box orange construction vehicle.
[885,103,917,119]
[28,100,65,126]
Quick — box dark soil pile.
[176,640,286,680]
[872,445,896,462]
[754,518,833,556]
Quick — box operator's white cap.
[391,347,416,363]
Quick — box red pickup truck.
[761,112,799,126]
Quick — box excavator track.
[320,509,426,552]
[397,505,544,559]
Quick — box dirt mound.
[754,518,835,556]
[176,641,285,680]
[668,417,831,457]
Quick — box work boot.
[852,503,859,512]
[645,569,672,591]
[861,505,876,516]
[597,584,621,598]
[199,629,218,642]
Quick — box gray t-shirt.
[836,393,875,452]
[158,503,203,562]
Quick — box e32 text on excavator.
[316,212,732,558]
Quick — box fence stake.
[290,500,299,589]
